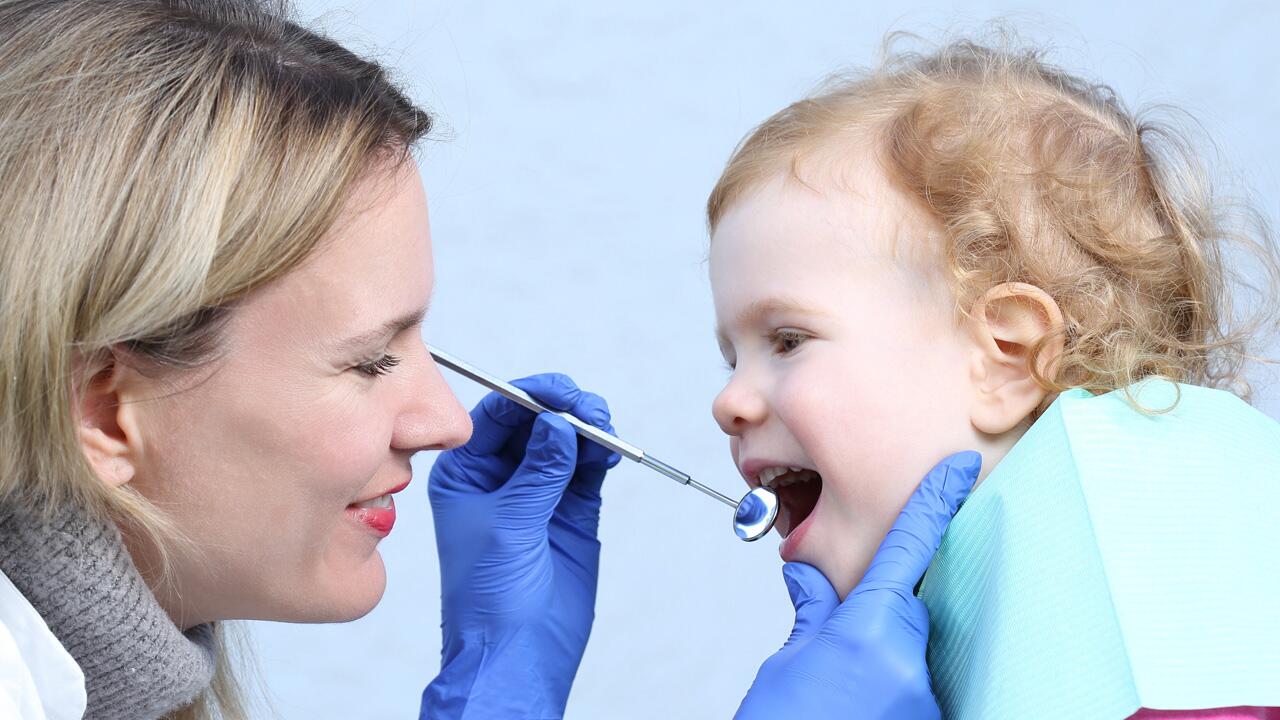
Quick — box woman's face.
[124,160,472,627]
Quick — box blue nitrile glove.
[421,373,621,720]
[735,451,981,720]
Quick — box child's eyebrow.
[715,296,828,347]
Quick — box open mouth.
[759,468,823,538]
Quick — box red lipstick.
[346,497,396,538]
[345,478,411,538]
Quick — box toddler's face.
[710,166,999,599]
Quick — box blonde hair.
[708,34,1280,413]
[0,0,432,716]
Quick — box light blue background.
[252,2,1280,717]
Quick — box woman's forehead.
[230,162,434,350]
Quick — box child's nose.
[712,373,768,435]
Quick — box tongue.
[777,476,822,538]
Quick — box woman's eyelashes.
[353,352,402,377]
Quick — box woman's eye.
[771,329,808,355]
[354,353,402,377]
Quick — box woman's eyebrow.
[337,305,429,351]
[714,296,826,346]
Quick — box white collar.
[0,568,86,720]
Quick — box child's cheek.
[773,353,938,537]
[773,362,882,509]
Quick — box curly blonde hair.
[708,34,1280,413]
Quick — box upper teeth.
[757,466,817,489]
[355,493,392,509]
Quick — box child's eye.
[770,329,808,355]
[353,353,402,377]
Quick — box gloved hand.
[735,451,981,720]
[421,373,621,720]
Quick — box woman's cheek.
[288,400,389,498]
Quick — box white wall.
[252,2,1280,717]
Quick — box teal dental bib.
[918,380,1280,719]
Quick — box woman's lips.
[344,479,410,538]
[345,497,396,538]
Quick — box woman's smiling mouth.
[345,479,411,538]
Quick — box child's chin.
[797,537,869,601]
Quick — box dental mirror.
[428,346,779,542]
[733,486,779,541]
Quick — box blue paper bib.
[919,380,1280,719]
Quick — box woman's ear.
[76,352,145,488]
[966,282,1065,434]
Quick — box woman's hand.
[422,373,620,720]
[735,451,981,720]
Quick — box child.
[705,36,1279,719]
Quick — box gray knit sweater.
[0,501,215,719]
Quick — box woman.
[0,1,973,718]
[0,0,483,714]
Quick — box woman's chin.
[329,552,389,622]
[270,551,389,623]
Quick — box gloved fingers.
[500,414,578,513]
[441,378,622,504]
[780,563,839,646]
[428,444,510,495]
[570,390,619,470]
[459,374,586,457]
[552,453,618,533]
[567,392,621,493]
[506,383,621,496]
[551,428,618,534]
[559,454,612,514]
[513,373,586,412]
[853,451,980,594]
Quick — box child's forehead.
[710,163,944,274]
[710,175,955,326]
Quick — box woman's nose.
[392,351,473,452]
[712,371,767,435]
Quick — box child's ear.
[965,282,1065,434]
[76,351,146,488]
